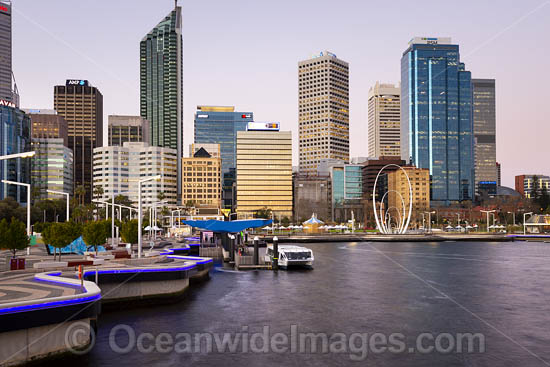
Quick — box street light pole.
[507,211,516,227]
[480,210,496,233]
[47,190,69,221]
[2,180,31,255]
[138,175,161,258]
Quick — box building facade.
[515,175,550,198]
[0,1,12,103]
[293,174,331,223]
[31,138,73,200]
[0,103,31,204]
[108,115,149,146]
[93,142,178,208]
[401,37,474,204]
[330,164,363,222]
[236,129,292,218]
[299,51,349,174]
[368,82,401,158]
[182,144,222,209]
[27,110,68,147]
[194,106,253,209]
[472,79,497,197]
[140,5,183,198]
[387,167,430,227]
[54,80,103,203]
[361,157,406,201]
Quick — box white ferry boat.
[265,244,314,269]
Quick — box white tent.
[144,225,152,231]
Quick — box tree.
[0,197,26,223]
[157,192,166,202]
[42,222,80,261]
[254,207,272,219]
[121,219,139,245]
[0,218,29,259]
[75,185,86,207]
[82,220,110,255]
[93,185,104,201]
[281,216,290,226]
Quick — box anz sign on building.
[65,79,89,87]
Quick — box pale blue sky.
[11,0,550,187]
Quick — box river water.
[67,241,550,366]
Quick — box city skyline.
[9,0,550,188]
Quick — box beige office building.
[92,142,178,208]
[368,82,401,158]
[298,51,349,174]
[387,167,430,225]
[182,144,222,208]
[236,130,292,218]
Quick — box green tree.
[75,185,86,207]
[254,207,272,219]
[121,219,139,245]
[0,197,26,223]
[281,216,290,226]
[82,220,110,255]
[42,222,79,261]
[0,219,29,259]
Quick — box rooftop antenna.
[175,0,177,8]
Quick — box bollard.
[253,236,259,265]
[78,265,84,288]
[229,234,235,262]
[272,236,278,271]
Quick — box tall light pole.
[455,213,461,227]
[523,212,533,235]
[138,175,161,258]
[2,180,31,255]
[507,211,516,227]
[424,211,435,233]
[0,152,35,255]
[480,210,496,233]
[47,190,69,222]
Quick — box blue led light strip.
[82,263,197,277]
[0,272,101,315]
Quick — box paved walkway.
[0,272,83,305]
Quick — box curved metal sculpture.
[378,190,406,234]
[372,164,413,234]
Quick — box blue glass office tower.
[0,103,31,204]
[194,106,253,209]
[401,37,474,204]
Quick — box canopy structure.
[181,219,273,233]
[303,214,324,225]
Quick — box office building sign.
[0,99,15,108]
[66,79,89,87]
[246,122,280,131]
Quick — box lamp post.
[424,211,435,233]
[138,176,161,258]
[480,210,496,233]
[523,212,533,235]
[507,211,516,227]
[0,152,35,256]
[46,190,70,222]
[2,180,31,255]
[455,213,461,227]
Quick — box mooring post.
[253,236,259,265]
[272,236,278,271]
[229,234,235,262]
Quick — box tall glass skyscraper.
[0,1,12,102]
[0,104,31,204]
[140,5,183,197]
[194,106,253,209]
[401,37,474,204]
[472,79,497,198]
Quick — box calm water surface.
[64,241,550,366]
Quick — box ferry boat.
[265,244,314,269]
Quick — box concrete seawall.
[258,233,511,243]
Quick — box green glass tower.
[140,5,183,197]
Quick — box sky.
[10,0,550,188]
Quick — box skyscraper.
[299,51,349,174]
[0,1,12,102]
[401,37,474,204]
[54,79,103,203]
[108,115,149,146]
[194,106,253,209]
[0,102,31,204]
[472,78,497,197]
[236,124,292,219]
[368,82,401,158]
[140,5,183,198]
